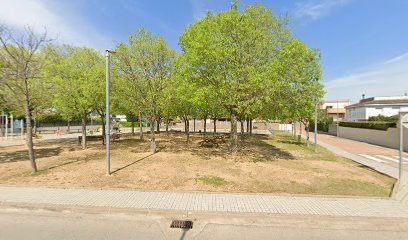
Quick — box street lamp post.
[314,103,318,153]
[105,50,111,176]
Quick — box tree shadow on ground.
[97,132,295,163]
[111,153,155,174]
[154,133,295,162]
[276,133,306,146]
[0,147,62,164]
[278,140,304,146]
[243,135,295,162]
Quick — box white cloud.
[324,53,408,102]
[0,0,110,49]
[295,0,350,20]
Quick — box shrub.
[309,111,333,132]
[339,121,396,131]
[118,122,148,128]
[368,115,398,122]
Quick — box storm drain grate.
[170,220,194,229]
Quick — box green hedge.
[368,115,398,122]
[118,121,148,128]
[339,121,396,131]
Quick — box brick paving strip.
[0,186,407,218]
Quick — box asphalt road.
[1,207,408,240]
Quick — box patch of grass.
[26,170,49,177]
[197,175,226,186]
[320,178,393,197]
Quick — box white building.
[345,96,408,121]
[320,100,351,122]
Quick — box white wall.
[338,126,408,151]
[346,105,408,121]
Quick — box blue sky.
[1,0,408,102]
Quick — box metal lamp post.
[314,103,318,153]
[105,50,113,176]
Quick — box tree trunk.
[166,119,169,136]
[81,111,87,150]
[240,120,245,144]
[131,119,135,136]
[246,118,249,133]
[294,122,297,137]
[156,120,160,134]
[184,118,190,142]
[230,112,238,152]
[67,121,71,134]
[249,119,253,136]
[213,117,217,133]
[139,111,143,140]
[193,118,196,133]
[204,117,207,136]
[100,113,106,145]
[306,124,310,148]
[150,118,156,153]
[24,97,37,172]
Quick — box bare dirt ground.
[0,132,395,197]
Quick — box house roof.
[346,97,408,108]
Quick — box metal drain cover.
[170,220,193,229]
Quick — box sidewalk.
[309,133,408,183]
[1,186,407,218]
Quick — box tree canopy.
[0,1,325,171]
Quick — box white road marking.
[358,154,386,163]
[393,156,408,162]
[376,155,407,164]
[375,155,399,162]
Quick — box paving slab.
[0,186,407,218]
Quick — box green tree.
[276,40,324,145]
[179,2,290,152]
[0,26,52,172]
[114,29,175,153]
[50,45,104,149]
